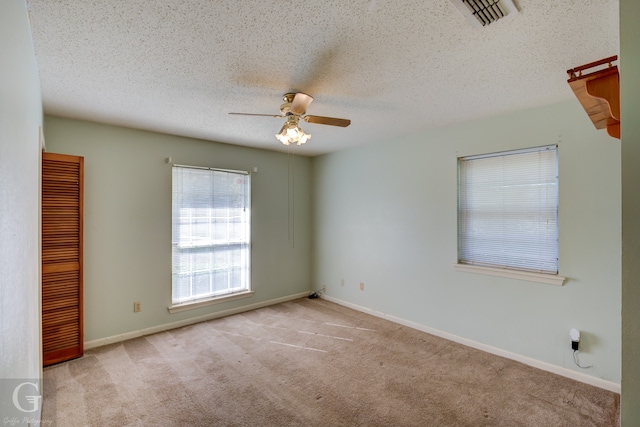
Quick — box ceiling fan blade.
[290,93,314,115]
[303,115,351,127]
[229,113,284,118]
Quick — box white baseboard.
[322,295,621,394]
[85,291,310,350]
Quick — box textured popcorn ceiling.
[26,0,619,156]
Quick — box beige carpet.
[42,298,619,426]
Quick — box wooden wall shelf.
[567,55,620,139]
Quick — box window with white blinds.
[172,165,250,305]
[458,145,558,274]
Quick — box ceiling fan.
[229,92,351,146]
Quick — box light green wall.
[0,0,43,385]
[43,116,312,342]
[620,0,640,424]
[313,100,621,383]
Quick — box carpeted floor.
[42,298,620,426]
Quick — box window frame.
[168,164,253,313]
[455,145,565,286]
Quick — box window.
[458,145,558,275]
[171,165,251,306]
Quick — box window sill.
[168,290,255,314]
[453,264,566,286]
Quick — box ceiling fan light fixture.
[275,118,311,146]
[296,128,311,145]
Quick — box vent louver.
[450,0,518,27]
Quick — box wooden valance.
[567,55,620,139]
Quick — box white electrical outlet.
[570,328,580,350]
[341,278,344,287]
[322,285,326,293]
[134,301,141,312]
[570,328,580,342]
[360,282,364,291]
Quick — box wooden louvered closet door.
[42,152,84,366]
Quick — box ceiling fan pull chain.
[287,146,296,248]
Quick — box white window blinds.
[172,165,251,304]
[458,145,558,274]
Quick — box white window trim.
[171,164,251,306]
[453,263,566,286]
[457,145,559,275]
[168,290,255,314]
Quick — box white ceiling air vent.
[450,0,518,28]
